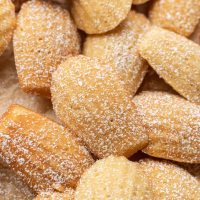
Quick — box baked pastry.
[0,165,34,200]
[0,83,52,117]
[51,55,148,158]
[71,0,132,34]
[13,0,80,98]
[133,91,200,163]
[149,0,200,37]
[83,11,150,96]
[132,0,149,5]
[139,27,200,104]
[140,159,200,199]
[34,188,74,200]
[0,0,16,56]
[75,156,152,200]
[0,104,94,193]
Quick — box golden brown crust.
[34,188,74,200]
[75,156,152,200]
[51,55,148,158]
[149,0,200,37]
[140,159,200,199]
[0,0,16,56]
[71,0,132,34]
[83,11,150,96]
[0,104,94,193]
[13,0,80,98]
[139,27,200,104]
[134,91,200,163]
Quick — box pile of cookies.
[0,0,199,199]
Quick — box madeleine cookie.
[149,0,200,37]
[139,27,200,104]
[51,56,148,158]
[133,91,200,163]
[12,0,69,11]
[75,156,152,200]
[0,0,16,56]
[71,0,132,34]
[13,0,80,98]
[140,159,200,200]
[132,0,149,5]
[84,11,150,96]
[34,188,74,200]
[0,105,94,193]
[0,165,34,200]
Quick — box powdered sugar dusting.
[0,0,16,56]
[134,91,200,163]
[150,0,200,36]
[34,187,74,200]
[0,105,94,193]
[51,55,148,158]
[13,0,80,97]
[71,0,132,34]
[76,156,152,200]
[140,159,200,199]
[84,11,150,96]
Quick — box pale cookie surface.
[139,27,200,104]
[51,56,148,158]
[140,159,200,200]
[132,0,149,5]
[0,105,94,193]
[13,0,80,98]
[34,188,74,200]
[75,156,152,200]
[149,0,200,37]
[134,91,200,163]
[0,165,34,200]
[71,0,132,34]
[0,0,16,56]
[84,11,150,96]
